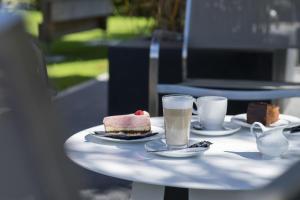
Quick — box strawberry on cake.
[103,110,151,134]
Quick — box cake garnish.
[134,110,144,115]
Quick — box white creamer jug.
[250,122,289,158]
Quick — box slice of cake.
[247,102,280,126]
[103,110,151,134]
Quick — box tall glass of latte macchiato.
[162,95,194,149]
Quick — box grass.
[23,10,154,90]
[48,59,108,91]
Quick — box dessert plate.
[93,130,159,140]
[86,125,164,143]
[145,139,210,158]
[231,114,300,128]
[190,121,241,136]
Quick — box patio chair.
[149,0,300,116]
[0,12,128,200]
[30,35,57,97]
[0,13,80,200]
[39,0,113,42]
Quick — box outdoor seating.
[0,13,81,199]
[30,36,57,96]
[149,0,300,116]
[3,1,300,200]
[39,0,113,42]
[0,13,117,200]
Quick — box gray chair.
[0,13,80,200]
[39,0,113,42]
[30,35,57,97]
[149,0,300,116]
[0,12,129,200]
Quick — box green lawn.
[23,10,154,90]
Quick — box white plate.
[85,125,164,143]
[145,139,209,158]
[231,114,300,128]
[190,121,241,136]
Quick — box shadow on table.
[80,132,279,192]
[225,151,261,160]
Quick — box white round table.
[65,116,300,200]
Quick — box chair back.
[0,13,80,200]
[149,0,300,116]
[185,0,300,50]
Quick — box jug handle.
[250,122,267,139]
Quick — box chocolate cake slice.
[247,102,280,126]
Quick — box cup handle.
[250,122,266,139]
[192,98,198,115]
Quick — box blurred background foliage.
[6,0,185,91]
[15,0,185,32]
[113,0,185,32]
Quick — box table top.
[65,116,300,190]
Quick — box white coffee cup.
[193,96,227,130]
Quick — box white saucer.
[85,125,164,143]
[231,114,300,128]
[145,139,209,158]
[190,121,241,136]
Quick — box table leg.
[131,182,165,200]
